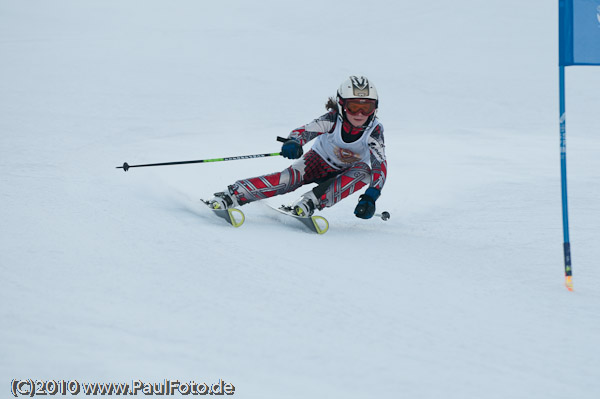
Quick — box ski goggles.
[344,99,377,116]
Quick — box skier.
[209,75,387,219]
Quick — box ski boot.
[290,191,318,218]
[208,190,239,210]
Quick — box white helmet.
[336,76,379,117]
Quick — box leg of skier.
[291,162,371,216]
[208,150,337,209]
[209,151,371,216]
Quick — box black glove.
[354,187,381,219]
[281,139,303,159]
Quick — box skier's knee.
[350,162,372,183]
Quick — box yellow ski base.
[227,208,245,227]
[310,215,329,235]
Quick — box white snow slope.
[2,1,600,398]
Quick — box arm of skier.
[354,124,387,219]
[282,111,337,159]
[368,124,387,192]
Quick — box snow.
[2,0,600,398]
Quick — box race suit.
[228,110,387,209]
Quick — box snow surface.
[2,0,600,398]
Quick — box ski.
[267,204,329,235]
[201,199,245,227]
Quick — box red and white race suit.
[228,111,387,209]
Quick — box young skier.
[209,75,387,219]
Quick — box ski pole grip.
[276,136,289,143]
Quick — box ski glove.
[281,139,303,159]
[354,187,381,219]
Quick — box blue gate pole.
[559,65,573,291]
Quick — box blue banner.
[560,0,600,65]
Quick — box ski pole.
[116,152,281,172]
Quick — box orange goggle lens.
[345,99,377,116]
